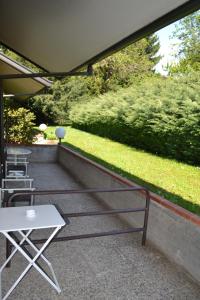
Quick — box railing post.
[142,190,150,246]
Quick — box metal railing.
[5,187,150,266]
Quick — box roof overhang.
[0,0,199,74]
[0,53,51,100]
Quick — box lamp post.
[55,127,66,145]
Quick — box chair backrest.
[6,156,28,162]
[1,188,35,207]
[2,178,33,189]
[5,161,29,178]
[1,179,35,206]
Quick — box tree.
[173,11,200,58]
[91,35,161,92]
[5,107,36,143]
[168,11,200,73]
[145,34,162,65]
[2,34,161,125]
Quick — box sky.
[155,22,180,75]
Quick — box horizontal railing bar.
[26,227,144,245]
[5,186,150,267]
[63,207,146,218]
[8,186,149,204]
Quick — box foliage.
[89,37,156,93]
[172,11,200,58]
[23,35,160,124]
[0,46,41,72]
[145,34,162,65]
[168,11,200,74]
[5,107,36,144]
[69,71,200,165]
[27,93,65,125]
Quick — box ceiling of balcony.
[0,53,51,100]
[0,0,199,72]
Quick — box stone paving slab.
[0,163,200,299]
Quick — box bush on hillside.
[69,72,200,165]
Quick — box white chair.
[5,160,29,178]
[6,155,28,162]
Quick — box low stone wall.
[58,145,200,284]
[7,145,58,163]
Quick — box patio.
[1,2,200,298]
[1,156,200,299]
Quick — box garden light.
[55,127,66,145]
[39,124,47,131]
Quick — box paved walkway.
[1,163,200,299]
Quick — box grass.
[46,126,200,215]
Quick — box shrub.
[5,107,36,144]
[69,72,200,165]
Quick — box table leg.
[4,230,32,269]
[1,227,61,300]
[18,230,61,291]
[0,230,32,300]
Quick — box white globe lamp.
[39,124,47,132]
[55,127,66,144]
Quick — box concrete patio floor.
[1,162,200,299]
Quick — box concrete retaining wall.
[58,145,200,284]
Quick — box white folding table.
[0,205,65,300]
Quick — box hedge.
[69,72,200,165]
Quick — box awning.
[0,53,51,100]
[0,0,199,73]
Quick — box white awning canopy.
[0,53,51,100]
[0,0,199,73]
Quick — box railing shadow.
[63,142,200,216]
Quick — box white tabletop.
[0,205,65,232]
[7,147,32,156]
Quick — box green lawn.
[46,126,200,215]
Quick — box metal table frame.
[0,205,65,300]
